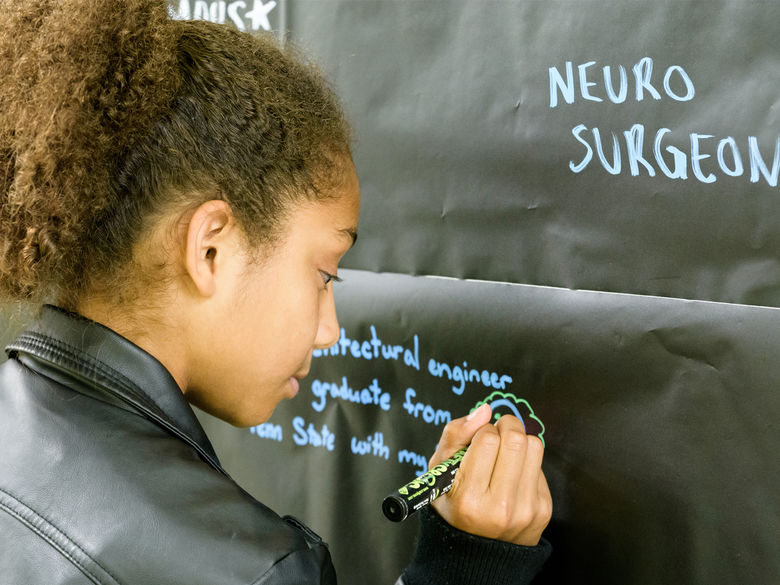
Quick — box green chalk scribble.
[471,391,546,447]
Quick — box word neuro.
[550,57,780,186]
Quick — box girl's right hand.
[429,404,552,546]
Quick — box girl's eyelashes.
[319,270,343,287]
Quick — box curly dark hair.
[0,0,350,309]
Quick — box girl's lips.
[288,376,300,396]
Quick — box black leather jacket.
[0,306,550,584]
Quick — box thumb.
[429,403,493,468]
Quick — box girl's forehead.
[269,181,359,254]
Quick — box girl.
[0,1,552,583]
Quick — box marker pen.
[384,403,544,522]
[382,447,467,522]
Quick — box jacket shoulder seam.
[11,333,160,414]
[0,486,125,585]
[10,332,227,475]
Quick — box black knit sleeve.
[399,507,551,585]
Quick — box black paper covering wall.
[185,1,780,583]
[302,0,780,306]
[198,270,780,584]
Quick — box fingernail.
[467,403,488,421]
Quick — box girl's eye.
[319,270,343,288]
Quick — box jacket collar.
[6,304,224,473]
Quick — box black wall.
[194,2,780,583]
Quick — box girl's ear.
[183,200,238,298]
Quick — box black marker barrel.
[382,447,468,522]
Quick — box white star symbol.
[245,0,277,31]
